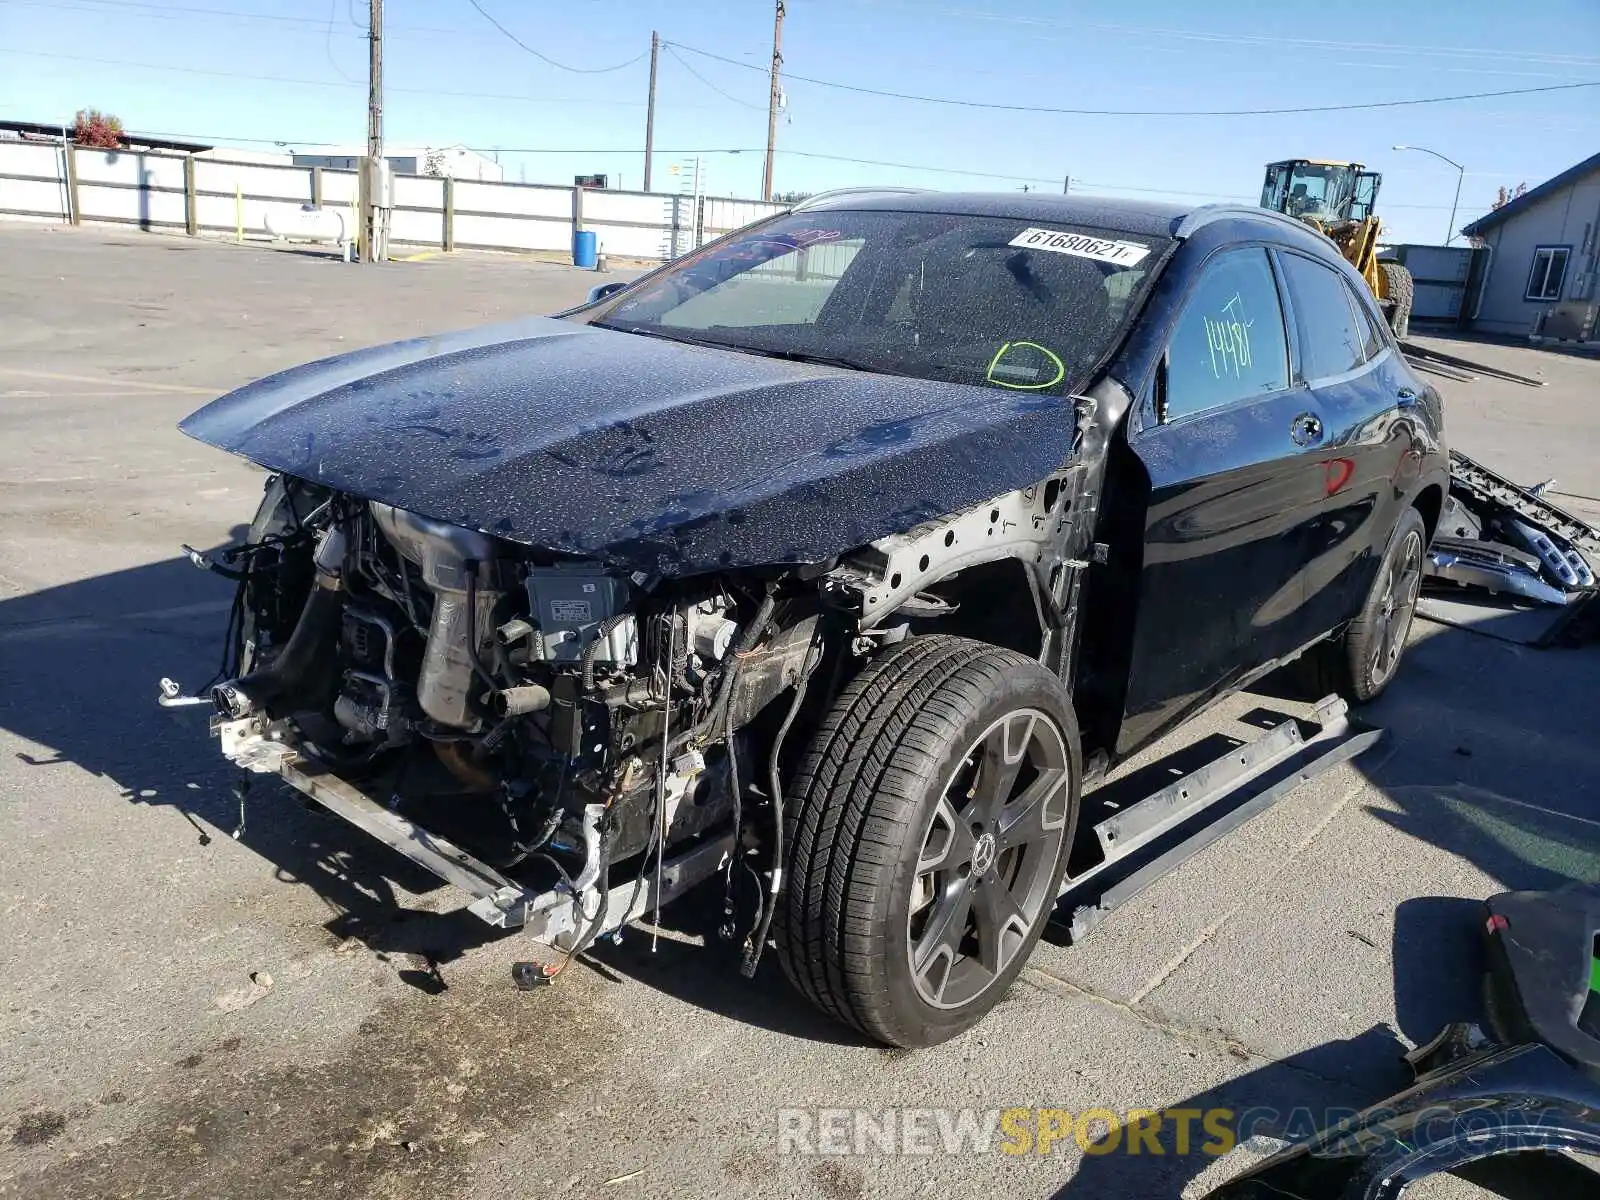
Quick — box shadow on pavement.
[0,537,514,981]
[1057,898,1496,1199]
[0,538,842,1029]
[580,874,873,1046]
[1056,620,1598,1198]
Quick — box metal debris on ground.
[1421,450,1599,645]
[1399,339,1549,387]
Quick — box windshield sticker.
[1205,293,1254,378]
[1008,228,1150,267]
[986,341,1066,391]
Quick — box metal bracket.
[266,753,733,941]
[1048,696,1382,944]
[828,477,1077,630]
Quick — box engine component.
[333,672,401,741]
[370,502,504,728]
[213,524,349,720]
[488,684,552,717]
[524,564,635,666]
[686,598,739,662]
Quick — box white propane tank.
[264,204,348,245]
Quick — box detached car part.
[1205,887,1600,1199]
[1424,450,1598,606]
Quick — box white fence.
[0,140,789,262]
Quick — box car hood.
[179,315,1079,576]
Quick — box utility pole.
[644,31,659,192]
[762,1,785,202]
[362,0,385,263]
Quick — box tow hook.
[157,677,212,709]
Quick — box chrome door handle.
[1290,412,1324,446]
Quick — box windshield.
[581,209,1170,395]
[1277,164,1359,223]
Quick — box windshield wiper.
[592,323,881,373]
[591,322,724,349]
[736,347,881,373]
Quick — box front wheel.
[775,636,1082,1048]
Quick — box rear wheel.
[1381,262,1414,339]
[1329,508,1427,703]
[775,636,1081,1047]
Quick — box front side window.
[1162,247,1290,421]
[584,210,1171,396]
[1526,246,1570,301]
[1278,252,1365,380]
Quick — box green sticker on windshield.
[986,341,1066,391]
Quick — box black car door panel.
[1273,251,1419,638]
[1118,246,1330,754]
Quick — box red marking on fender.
[1324,458,1355,496]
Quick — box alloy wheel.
[906,709,1070,1010]
[1371,529,1424,685]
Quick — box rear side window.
[1343,278,1387,360]
[1163,247,1290,421]
[1278,252,1365,379]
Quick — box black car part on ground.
[1204,887,1600,1199]
[1421,450,1598,643]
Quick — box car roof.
[794,188,1313,244]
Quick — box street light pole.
[1393,144,1465,246]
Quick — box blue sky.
[3,0,1597,244]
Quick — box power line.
[663,44,766,111]
[324,0,360,84]
[463,0,647,74]
[666,41,1600,116]
[844,0,1600,69]
[0,0,364,29]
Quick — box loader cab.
[1261,159,1382,225]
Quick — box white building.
[291,144,503,182]
[1460,153,1600,343]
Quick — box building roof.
[0,118,215,152]
[1460,151,1600,238]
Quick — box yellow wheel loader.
[1261,159,1414,337]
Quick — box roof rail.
[789,186,930,211]
[1174,203,1325,240]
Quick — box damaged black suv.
[172,190,1448,1047]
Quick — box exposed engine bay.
[172,463,1084,976]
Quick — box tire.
[775,635,1082,1048]
[1380,262,1414,340]
[1328,507,1427,703]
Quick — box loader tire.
[774,636,1081,1048]
[1381,262,1414,339]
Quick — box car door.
[1271,249,1422,639]
[1116,244,1330,755]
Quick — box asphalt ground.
[1,223,1596,1200]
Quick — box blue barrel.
[573,229,598,269]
